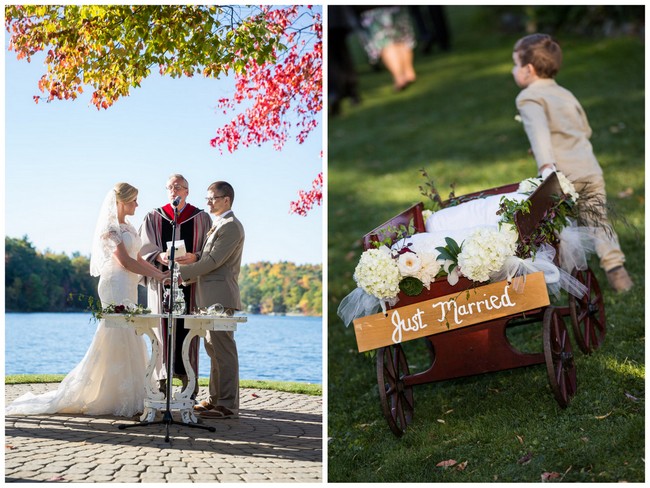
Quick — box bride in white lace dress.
[5,183,168,417]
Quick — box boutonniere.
[208,217,233,237]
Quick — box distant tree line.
[239,262,322,316]
[486,5,644,38]
[5,236,97,312]
[5,236,322,316]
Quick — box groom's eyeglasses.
[205,196,227,203]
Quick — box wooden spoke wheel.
[569,267,606,354]
[543,307,577,408]
[376,344,414,437]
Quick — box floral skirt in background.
[359,6,416,63]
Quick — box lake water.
[5,313,322,384]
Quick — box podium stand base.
[118,409,216,442]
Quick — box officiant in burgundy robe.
[139,174,212,398]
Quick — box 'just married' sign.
[353,271,549,352]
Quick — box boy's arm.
[517,98,556,176]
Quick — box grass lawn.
[5,375,322,396]
[327,6,644,483]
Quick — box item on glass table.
[163,263,186,315]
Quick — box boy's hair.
[514,33,562,79]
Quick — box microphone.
[172,196,182,207]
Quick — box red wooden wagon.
[353,174,606,437]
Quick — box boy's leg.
[573,176,632,291]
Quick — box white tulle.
[89,189,122,277]
[6,224,148,417]
[337,288,397,327]
[558,220,599,273]
[489,244,587,299]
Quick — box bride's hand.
[157,269,171,285]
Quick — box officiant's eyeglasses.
[205,196,227,203]
[165,184,188,191]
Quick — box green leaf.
[444,237,462,255]
[435,247,454,261]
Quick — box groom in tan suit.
[178,181,245,419]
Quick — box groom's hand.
[157,252,169,266]
[175,253,198,265]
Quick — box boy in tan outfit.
[511,33,633,293]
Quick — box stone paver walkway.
[5,383,322,483]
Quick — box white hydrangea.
[556,171,579,202]
[354,246,401,300]
[517,177,542,194]
[518,172,578,203]
[457,225,518,283]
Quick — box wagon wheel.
[376,344,414,437]
[569,267,606,354]
[543,307,577,408]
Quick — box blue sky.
[4,14,323,266]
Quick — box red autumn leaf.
[541,471,561,482]
[518,451,533,464]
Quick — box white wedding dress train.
[5,224,149,417]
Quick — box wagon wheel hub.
[560,350,574,369]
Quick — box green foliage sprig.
[418,168,457,211]
[94,303,151,322]
[372,219,416,249]
[68,293,150,322]
[497,194,576,258]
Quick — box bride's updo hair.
[114,182,138,203]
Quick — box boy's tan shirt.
[516,78,603,181]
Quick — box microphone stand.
[118,201,215,442]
